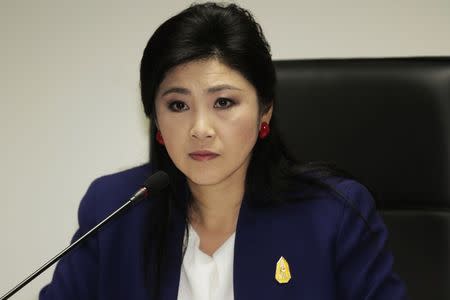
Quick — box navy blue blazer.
[40,164,408,299]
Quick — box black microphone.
[0,170,169,300]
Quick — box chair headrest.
[274,58,450,209]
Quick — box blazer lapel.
[158,206,185,300]
[233,200,294,300]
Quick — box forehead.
[158,58,255,91]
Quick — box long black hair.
[139,2,354,298]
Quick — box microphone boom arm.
[1,197,136,300]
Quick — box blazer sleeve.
[39,180,100,300]
[334,180,409,300]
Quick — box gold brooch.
[275,256,292,284]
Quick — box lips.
[189,150,220,161]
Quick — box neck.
[187,173,245,234]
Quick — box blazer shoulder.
[325,177,376,216]
[287,175,375,210]
[77,163,152,227]
[300,175,375,208]
[280,176,376,235]
[89,163,152,196]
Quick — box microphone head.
[143,171,169,193]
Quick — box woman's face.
[154,58,272,188]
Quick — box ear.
[260,103,273,125]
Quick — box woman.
[40,2,408,299]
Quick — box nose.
[190,111,215,140]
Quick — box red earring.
[156,130,165,145]
[259,122,270,139]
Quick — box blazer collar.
[158,192,279,300]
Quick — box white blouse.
[177,224,235,300]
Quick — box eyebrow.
[207,84,242,93]
[161,84,242,97]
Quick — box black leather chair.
[274,57,450,300]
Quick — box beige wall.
[1,0,449,299]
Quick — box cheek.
[161,131,188,173]
[154,102,194,166]
[224,113,259,151]
[157,117,187,156]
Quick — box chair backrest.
[274,57,450,300]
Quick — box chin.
[178,157,250,187]
[186,171,226,186]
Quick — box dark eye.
[168,101,188,112]
[214,98,234,109]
